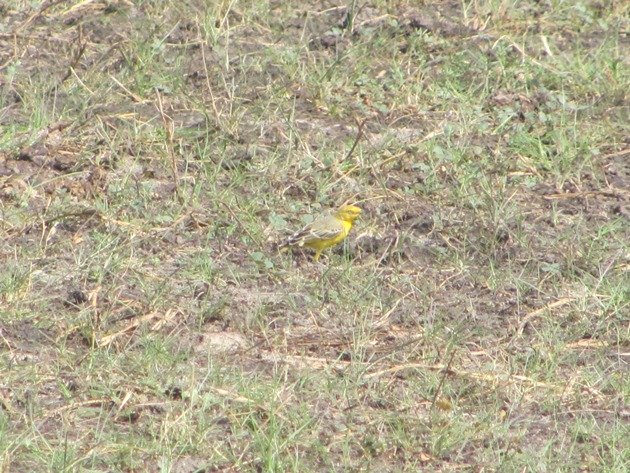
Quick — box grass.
[1,0,629,471]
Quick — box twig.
[542,189,628,200]
[15,121,72,153]
[48,25,87,93]
[43,398,113,419]
[14,0,67,33]
[210,387,257,404]
[199,23,222,125]
[365,334,425,366]
[264,349,577,393]
[110,75,144,103]
[431,350,456,410]
[540,35,554,57]
[602,148,629,159]
[343,117,368,162]
[219,200,264,248]
[512,298,575,339]
[365,362,564,391]
[375,231,399,267]
[155,89,182,203]
[370,289,409,328]
[98,309,175,347]
[20,208,99,236]
[261,352,351,371]
[492,36,563,75]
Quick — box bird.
[282,205,362,261]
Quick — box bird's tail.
[272,240,291,252]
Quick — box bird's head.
[335,205,362,222]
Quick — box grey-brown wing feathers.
[284,216,343,246]
[286,227,341,246]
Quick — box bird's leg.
[313,250,321,262]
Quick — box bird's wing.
[286,216,343,246]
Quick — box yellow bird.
[282,205,362,261]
